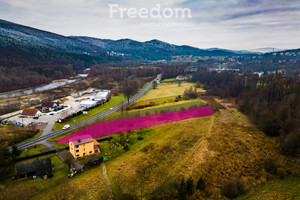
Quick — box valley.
[0,10,299,200]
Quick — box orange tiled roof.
[21,108,39,116]
[93,139,99,145]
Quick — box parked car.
[62,124,70,130]
[33,117,39,119]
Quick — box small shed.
[15,157,52,179]
[73,162,84,173]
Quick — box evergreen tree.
[185,177,194,195]
[11,145,21,161]
[177,178,186,200]
[196,177,206,191]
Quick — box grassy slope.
[18,144,46,158]
[103,98,299,199]
[30,166,106,200]
[237,176,300,200]
[48,83,298,199]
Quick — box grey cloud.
[223,7,300,20]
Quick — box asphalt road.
[16,74,161,149]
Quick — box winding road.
[15,74,161,149]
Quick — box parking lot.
[6,89,104,128]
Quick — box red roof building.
[21,108,42,117]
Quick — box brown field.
[104,98,294,199]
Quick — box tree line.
[191,68,300,157]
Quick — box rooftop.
[69,134,94,145]
[41,101,56,108]
[95,90,110,100]
[15,157,52,176]
[21,108,40,116]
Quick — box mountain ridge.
[0,19,298,62]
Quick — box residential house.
[15,157,52,179]
[176,75,185,81]
[21,108,42,118]
[253,72,264,78]
[40,101,59,111]
[277,69,286,74]
[69,135,100,158]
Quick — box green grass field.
[161,77,177,82]
[139,82,204,101]
[18,144,46,158]
[53,94,126,130]
[133,96,176,108]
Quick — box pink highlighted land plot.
[57,106,215,144]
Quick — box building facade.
[69,135,100,158]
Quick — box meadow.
[139,82,204,101]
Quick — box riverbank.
[0,76,81,99]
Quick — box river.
[0,78,80,99]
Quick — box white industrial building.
[80,100,97,108]
[95,90,111,102]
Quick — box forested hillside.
[191,69,300,157]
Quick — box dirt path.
[102,163,113,199]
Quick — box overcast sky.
[0,0,299,50]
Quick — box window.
[83,148,85,151]
[75,145,79,148]
[83,144,85,147]
[76,154,79,157]
[89,151,92,154]
[76,150,79,152]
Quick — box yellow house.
[69,135,100,159]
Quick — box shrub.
[111,88,119,96]
[276,168,287,179]
[124,144,129,151]
[196,177,205,191]
[221,177,247,199]
[264,158,278,174]
[183,86,197,100]
[137,136,144,140]
[196,81,201,88]
[281,131,300,156]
